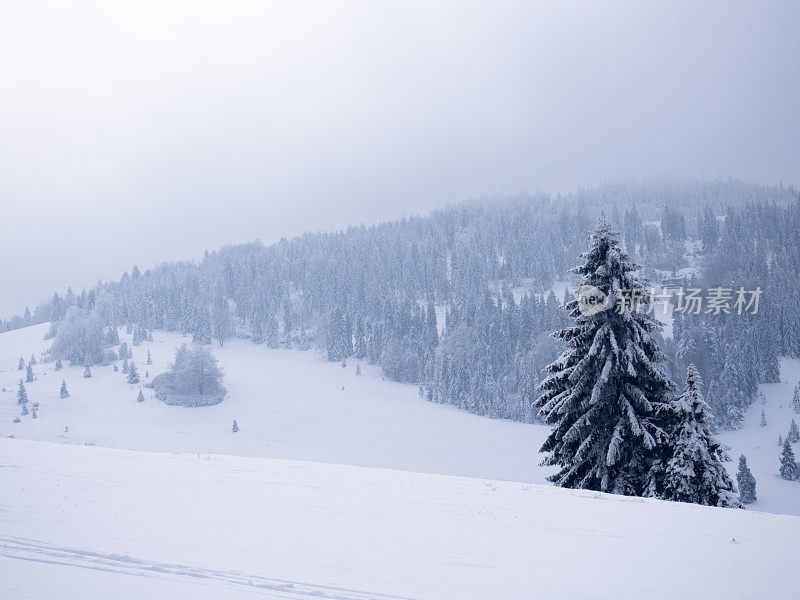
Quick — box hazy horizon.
[2,1,799,317]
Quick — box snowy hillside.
[2,438,798,600]
[2,323,800,516]
[0,323,550,482]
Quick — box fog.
[1,1,798,317]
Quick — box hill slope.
[0,323,550,482]
[2,438,798,600]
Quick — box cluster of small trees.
[13,376,68,424]
[150,344,226,406]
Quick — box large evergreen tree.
[534,219,676,496]
[60,379,69,399]
[658,365,740,507]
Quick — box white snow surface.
[2,323,800,597]
[2,438,799,600]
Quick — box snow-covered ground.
[0,324,550,483]
[2,323,800,598]
[2,438,798,600]
[1,323,798,516]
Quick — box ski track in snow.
[0,535,414,600]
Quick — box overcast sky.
[1,1,798,317]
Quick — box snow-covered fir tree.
[60,379,69,398]
[83,362,92,378]
[32,402,38,419]
[25,363,34,383]
[146,350,152,365]
[232,419,239,432]
[29,353,36,365]
[760,409,767,427]
[736,455,757,504]
[17,381,28,406]
[137,389,145,403]
[127,361,140,384]
[534,219,676,496]
[788,419,800,444]
[779,439,797,480]
[55,358,63,371]
[657,365,740,507]
[122,355,129,374]
[794,384,800,414]
[17,357,24,370]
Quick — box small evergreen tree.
[29,353,37,365]
[232,419,239,432]
[25,363,35,383]
[760,409,767,427]
[122,356,129,374]
[55,358,63,371]
[60,379,69,399]
[20,403,28,416]
[83,362,92,378]
[137,389,145,403]
[17,357,24,370]
[17,381,28,406]
[736,455,757,504]
[660,365,741,507]
[32,402,39,419]
[788,419,800,444]
[794,384,800,414]
[779,439,797,480]
[146,350,152,365]
[127,361,140,384]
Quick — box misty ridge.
[3,3,800,598]
[9,177,799,430]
